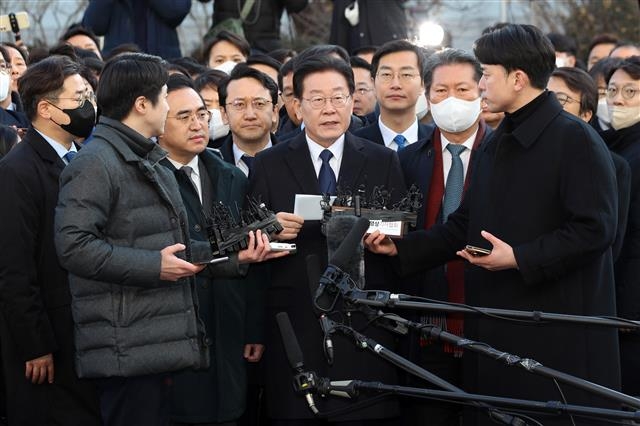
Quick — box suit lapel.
[337,133,366,192]
[26,129,66,182]
[284,133,322,194]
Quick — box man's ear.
[133,96,147,114]
[220,107,230,125]
[513,69,530,92]
[36,99,53,120]
[293,98,303,122]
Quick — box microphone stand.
[308,374,640,423]
[323,315,528,425]
[338,290,640,409]
[344,289,640,330]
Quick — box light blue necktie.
[63,151,76,164]
[442,144,466,220]
[318,149,337,195]
[393,134,407,151]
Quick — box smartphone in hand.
[465,245,491,257]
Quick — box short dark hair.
[167,73,196,93]
[18,55,81,121]
[606,56,640,83]
[551,67,598,117]
[247,54,283,75]
[352,45,378,58]
[481,22,510,35]
[97,53,168,121]
[169,57,208,78]
[60,24,101,51]
[202,30,251,64]
[277,58,295,90]
[370,40,425,82]
[546,33,577,55]
[587,34,619,55]
[588,57,624,83]
[292,45,350,69]
[0,42,28,64]
[218,63,279,108]
[267,48,296,64]
[474,24,555,90]
[424,48,482,92]
[104,43,141,61]
[349,56,371,72]
[293,56,354,99]
[194,69,228,92]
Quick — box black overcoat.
[394,93,621,425]
[249,131,406,420]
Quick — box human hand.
[274,212,304,241]
[456,230,518,271]
[25,353,54,384]
[363,230,398,256]
[160,243,205,281]
[238,230,289,264]
[244,343,265,362]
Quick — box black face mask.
[49,100,96,138]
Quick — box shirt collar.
[440,129,478,153]
[34,128,77,160]
[378,116,419,148]
[232,139,273,166]
[167,155,200,178]
[305,133,345,163]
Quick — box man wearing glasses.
[217,64,280,178]
[157,73,285,425]
[355,40,433,151]
[0,55,100,425]
[250,56,405,425]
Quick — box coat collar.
[93,116,167,165]
[508,91,563,149]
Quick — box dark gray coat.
[55,117,242,378]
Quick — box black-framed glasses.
[555,93,579,106]
[167,110,211,125]
[225,97,273,112]
[606,84,640,100]
[302,94,351,109]
[375,71,420,83]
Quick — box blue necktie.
[442,144,466,220]
[393,134,407,151]
[241,154,254,178]
[63,151,77,164]
[318,149,336,195]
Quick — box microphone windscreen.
[329,216,369,271]
[276,311,304,371]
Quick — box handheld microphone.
[276,312,319,415]
[307,255,335,365]
[314,217,370,311]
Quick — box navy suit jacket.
[353,120,434,147]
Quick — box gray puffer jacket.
[55,117,242,378]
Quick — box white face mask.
[214,61,238,75]
[415,92,429,120]
[0,72,11,102]
[609,106,640,131]
[596,98,610,127]
[209,108,230,140]
[555,57,567,68]
[429,96,481,133]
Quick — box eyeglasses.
[167,110,211,125]
[302,94,351,109]
[225,97,272,112]
[375,71,420,83]
[47,91,97,108]
[0,62,11,74]
[606,84,640,100]
[354,87,374,96]
[555,93,579,106]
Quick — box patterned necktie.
[181,166,200,201]
[318,149,337,195]
[393,134,407,151]
[442,144,466,220]
[63,151,77,163]
[241,154,254,178]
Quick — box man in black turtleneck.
[366,24,620,426]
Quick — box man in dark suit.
[217,64,279,177]
[157,73,285,425]
[250,56,406,425]
[354,40,433,150]
[366,24,621,426]
[0,55,100,425]
[397,48,492,426]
